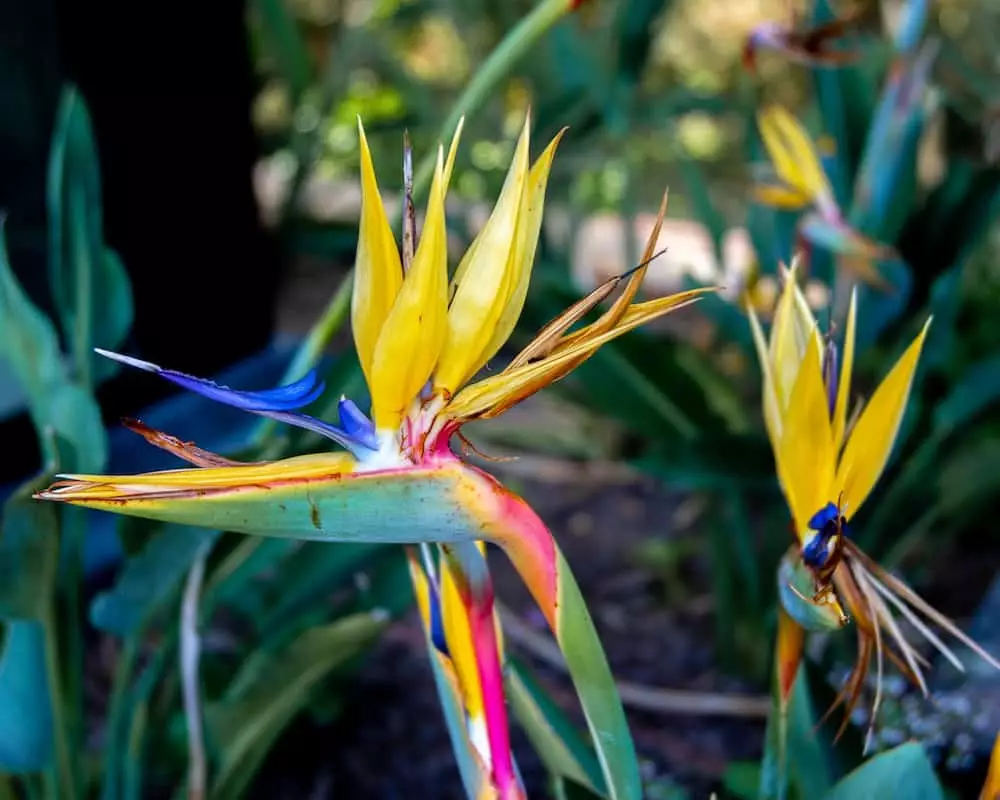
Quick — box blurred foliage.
[2,0,1000,797]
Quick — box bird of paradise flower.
[752,104,894,291]
[747,263,1000,750]
[36,115,709,799]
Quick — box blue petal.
[802,531,830,569]
[808,502,839,531]
[337,397,378,450]
[158,367,325,412]
[96,348,378,454]
[428,581,450,658]
[96,348,324,411]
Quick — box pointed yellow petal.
[442,553,485,720]
[835,318,931,519]
[479,129,565,365]
[352,120,403,391]
[369,149,451,430]
[832,288,857,451]
[770,266,819,407]
[435,116,533,395]
[751,182,812,210]
[980,732,1000,800]
[758,105,833,204]
[446,288,711,420]
[749,305,782,454]
[779,334,835,538]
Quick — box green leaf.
[0,223,106,473]
[90,525,220,636]
[251,0,312,105]
[822,742,943,800]
[759,665,832,800]
[47,86,133,386]
[553,547,641,800]
[0,479,59,621]
[507,656,607,796]
[0,621,53,772]
[206,611,388,800]
[724,761,760,800]
[854,259,912,354]
[933,356,1000,435]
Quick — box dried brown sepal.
[121,419,253,468]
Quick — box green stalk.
[100,637,139,800]
[253,0,579,448]
[42,604,78,800]
[62,508,86,787]
[411,0,580,198]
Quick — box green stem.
[101,637,139,800]
[42,604,78,800]
[122,701,148,800]
[180,545,211,800]
[63,508,86,786]
[252,0,578,450]
[413,0,576,196]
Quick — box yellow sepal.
[352,119,403,393]
[835,318,931,519]
[370,147,452,430]
[434,115,533,395]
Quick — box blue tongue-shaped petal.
[95,348,377,455]
[96,348,325,411]
[337,396,378,450]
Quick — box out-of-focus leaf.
[809,0,882,181]
[677,157,727,256]
[725,761,760,800]
[206,611,388,800]
[0,224,106,474]
[0,621,53,772]
[933,356,1000,436]
[252,0,311,104]
[822,742,943,800]
[507,656,606,796]
[90,525,220,636]
[920,266,962,372]
[47,87,133,385]
[255,543,381,636]
[854,259,912,353]
[0,479,59,620]
[636,434,777,490]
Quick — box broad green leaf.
[933,356,1000,435]
[854,259,912,354]
[553,548,640,800]
[0,621,53,772]
[206,612,388,800]
[507,656,607,796]
[0,224,106,473]
[90,525,220,636]
[725,761,760,800]
[0,479,58,621]
[920,266,963,372]
[676,157,727,257]
[822,742,943,800]
[47,87,133,386]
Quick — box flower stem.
[180,543,212,800]
[42,609,78,800]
